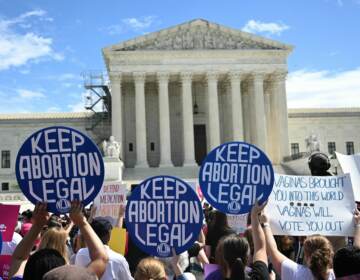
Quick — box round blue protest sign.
[15,126,104,214]
[125,175,203,257]
[199,141,274,214]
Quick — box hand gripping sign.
[125,176,203,257]
[15,126,104,214]
[199,141,274,214]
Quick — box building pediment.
[104,19,293,52]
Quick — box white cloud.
[0,9,61,71]
[18,89,45,99]
[242,20,289,35]
[122,16,156,30]
[103,15,158,35]
[287,68,360,108]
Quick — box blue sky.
[0,0,359,113]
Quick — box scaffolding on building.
[82,71,111,142]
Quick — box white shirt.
[281,259,336,280]
[75,245,133,280]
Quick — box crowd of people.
[1,152,360,280]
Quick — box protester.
[333,208,360,278]
[75,217,133,280]
[210,202,270,280]
[39,227,69,263]
[260,206,336,280]
[9,201,108,280]
[134,257,166,280]
[206,211,236,262]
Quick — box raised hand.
[69,201,86,227]
[251,200,268,216]
[31,202,50,227]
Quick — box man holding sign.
[15,126,104,213]
[125,175,203,258]
[199,141,274,214]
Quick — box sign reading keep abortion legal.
[125,175,203,257]
[15,126,104,214]
[199,141,274,214]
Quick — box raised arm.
[251,201,268,265]
[259,212,287,274]
[69,201,108,278]
[115,204,125,228]
[9,203,49,278]
[354,208,360,248]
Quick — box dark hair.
[23,248,66,280]
[222,234,249,280]
[21,209,32,221]
[304,235,333,280]
[333,246,360,278]
[308,152,331,176]
[209,210,231,232]
[91,218,113,244]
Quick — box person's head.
[39,227,69,262]
[91,218,113,245]
[333,246,360,278]
[134,257,166,280]
[278,235,295,252]
[43,265,97,280]
[23,248,66,280]
[308,152,332,176]
[303,235,334,280]
[216,234,249,280]
[22,209,33,222]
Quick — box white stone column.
[181,72,196,166]
[229,71,244,141]
[207,72,221,149]
[109,72,123,158]
[270,72,290,163]
[157,72,172,167]
[252,72,267,151]
[133,72,148,168]
[241,80,251,143]
[264,82,272,158]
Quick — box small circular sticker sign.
[125,175,203,257]
[15,126,104,214]
[199,141,274,214]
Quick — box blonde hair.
[134,257,166,280]
[304,235,334,280]
[39,227,69,263]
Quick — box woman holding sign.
[260,211,335,280]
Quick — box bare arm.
[259,212,287,274]
[70,201,108,278]
[9,203,49,278]
[353,208,360,248]
[251,201,268,265]
[115,204,125,228]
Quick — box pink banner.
[0,255,12,280]
[0,204,20,241]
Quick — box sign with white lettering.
[15,126,104,214]
[199,141,274,214]
[125,175,203,257]
[93,181,127,226]
[267,174,355,236]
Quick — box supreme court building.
[103,19,293,180]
